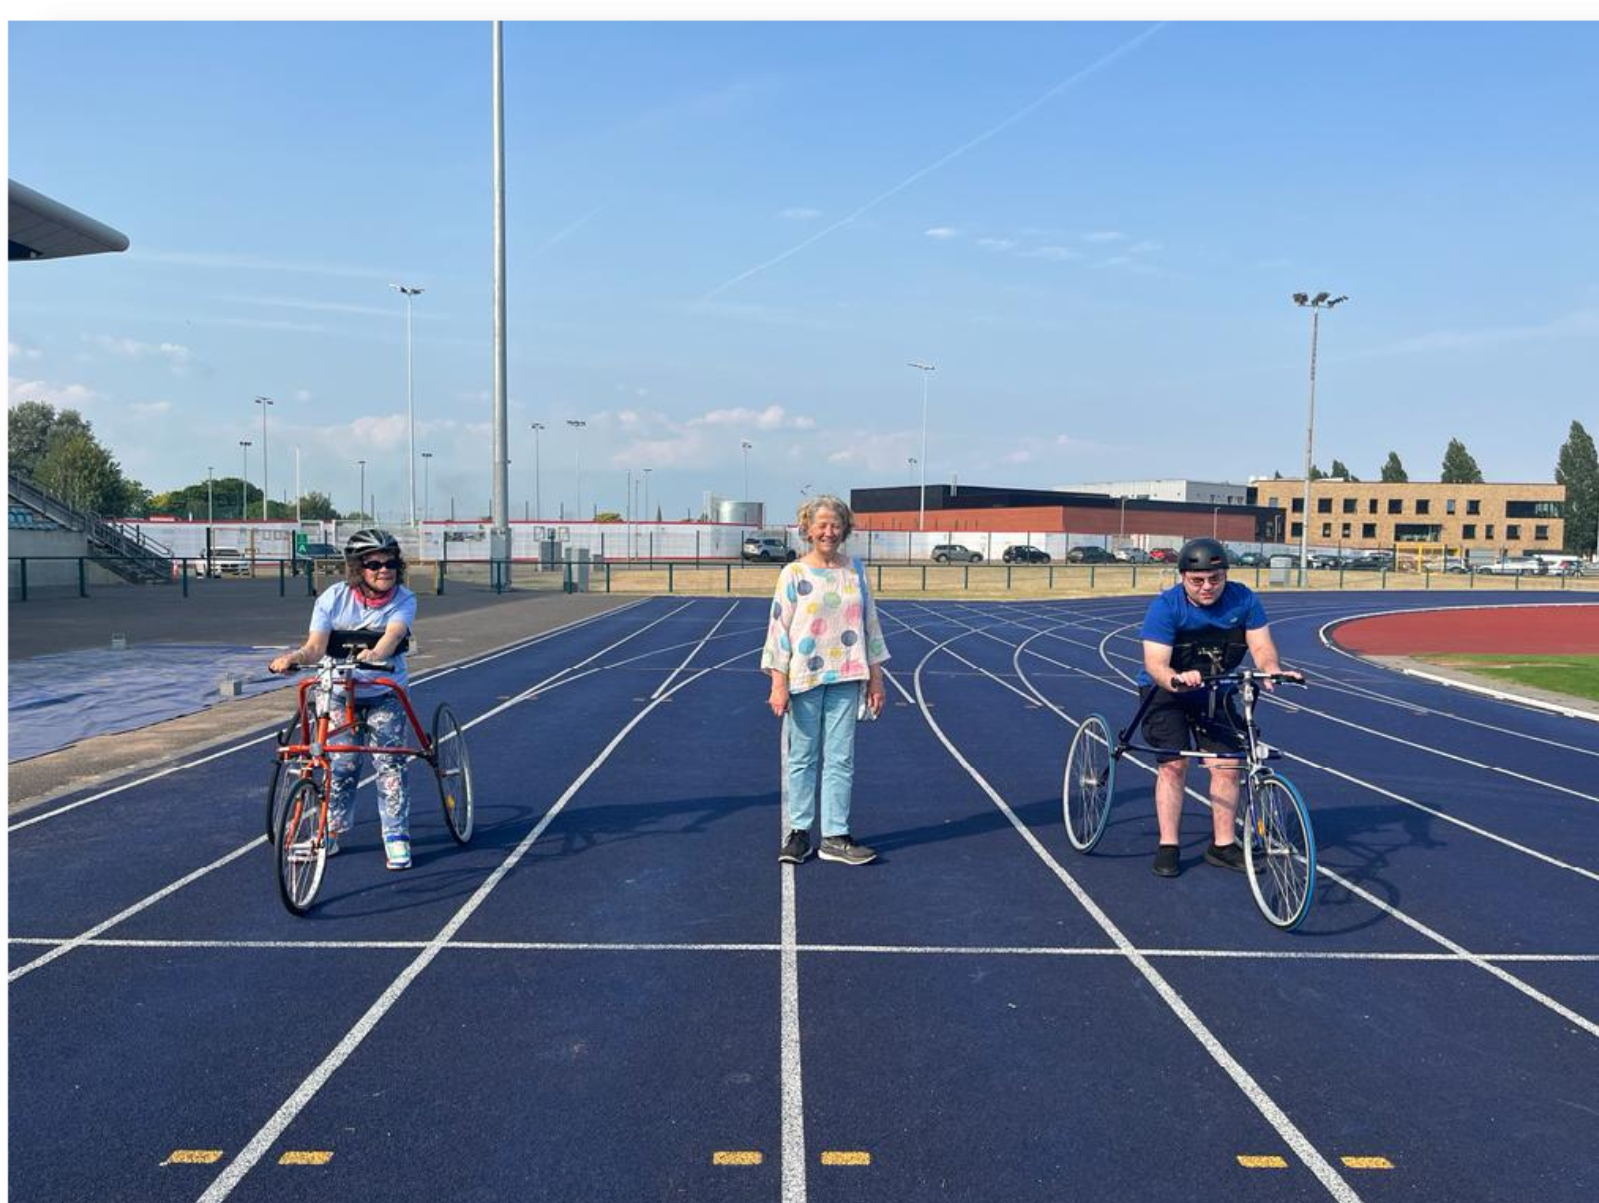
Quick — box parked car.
[1232,550,1267,567]
[931,543,983,563]
[1002,545,1052,564]
[1424,557,1471,573]
[204,546,251,577]
[300,541,340,559]
[742,536,796,563]
[1067,545,1117,564]
[1113,546,1152,563]
[1475,557,1547,576]
[1147,547,1179,563]
[1306,552,1346,570]
[1345,554,1390,572]
[1535,555,1586,576]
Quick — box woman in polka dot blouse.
[761,494,890,867]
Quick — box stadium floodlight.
[907,361,936,530]
[1311,291,1330,305]
[1291,291,1351,584]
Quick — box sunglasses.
[361,558,401,571]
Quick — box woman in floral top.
[761,494,889,866]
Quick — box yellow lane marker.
[1237,1154,1289,1169]
[1342,1156,1394,1170]
[712,1151,763,1166]
[278,1150,334,1166]
[821,1151,872,1166]
[163,1150,223,1165]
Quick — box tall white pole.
[643,467,652,524]
[206,466,214,527]
[254,396,273,521]
[531,423,544,521]
[741,440,752,504]
[294,445,302,526]
[908,362,935,530]
[421,452,433,522]
[567,419,586,516]
[392,284,424,530]
[358,460,366,522]
[1300,306,1318,581]
[239,441,251,518]
[490,21,509,540]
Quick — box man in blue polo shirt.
[1139,537,1294,878]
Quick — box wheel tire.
[1063,714,1116,852]
[275,778,327,916]
[431,703,475,844]
[971,554,982,563]
[934,554,949,564]
[785,551,796,562]
[1242,772,1316,930]
[264,715,302,845]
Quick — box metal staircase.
[8,472,174,584]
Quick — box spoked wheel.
[264,715,302,845]
[431,703,475,844]
[275,778,328,915]
[1063,713,1117,852]
[1243,771,1316,930]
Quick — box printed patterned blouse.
[761,558,891,694]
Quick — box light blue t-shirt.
[310,582,417,695]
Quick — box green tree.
[294,491,339,521]
[9,401,146,514]
[1555,419,1598,555]
[1329,458,1359,481]
[1271,470,1283,480]
[1379,452,1409,483]
[594,510,623,523]
[1440,438,1485,484]
[1309,462,1327,480]
[150,476,258,520]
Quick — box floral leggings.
[327,694,410,841]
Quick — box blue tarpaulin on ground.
[8,643,294,762]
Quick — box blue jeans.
[783,682,859,837]
[328,694,410,841]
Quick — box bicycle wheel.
[1062,713,1116,852]
[431,702,475,844]
[1243,771,1317,931]
[275,778,328,915]
[264,715,302,845]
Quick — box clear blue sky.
[9,20,1598,522]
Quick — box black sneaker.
[1152,844,1181,877]
[818,835,876,866]
[1204,841,1247,872]
[778,829,811,864]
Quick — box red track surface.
[1334,604,1599,655]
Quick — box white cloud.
[347,414,411,450]
[9,341,43,362]
[1129,239,1163,254]
[691,404,814,432]
[1004,448,1034,464]
[86,335,195,374]
[9,376,100,409]
[1084,231,1126,243]
[924,226,960,239]
[1025,246,1080,261]
[130,400,173,416]
[293,389,313,402]
[977,238,1017,252]
[780,207,821,220]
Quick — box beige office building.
[1250,478,1566,557]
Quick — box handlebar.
[1169,669,1307,693]
[272,652,395,676]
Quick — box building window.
[1321,523,1332,537]
[1387,498,1404,514]
[1362,523,1377,539]
[1266,496,1279,509]
[1290,522,1303,538]
[1341,523,1352,538]
[1446,498,1457,515]
[1467,499,1481,515]
[1534,525,1550,541]
[1485,524,1495,540]
[1317,498,1333,514]
[1506,524,1521,540]
[1291,498,1304,514]
[1506,500,1563,518]
[1462,524,1477,539]
[1368,498,1378,514]
[1416,499,1430,515]
[1342,498,1357,513]
[1396,524,1443,542]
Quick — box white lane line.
[8,597,654,833]
[8,840,265,983]
[195,640,762,1203]
[780,860,807,1203]
[12,935,1597,962]
[653,601,740,699]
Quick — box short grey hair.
[796,493,854,542]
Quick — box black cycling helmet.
[345,528,400,559]
[1177,537,1228,574]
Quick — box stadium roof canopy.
[9,179,129,261]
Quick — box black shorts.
[1139,686,1247,763]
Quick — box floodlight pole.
[391,283,424,530]
[1292,293,1347,584]
[239,441,252,519]
[530,422,544,521]
[254,396,273,521]
[908,361,935,529]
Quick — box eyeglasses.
[1183,571,1226,587]
[361,558,401,571]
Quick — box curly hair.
[796,493,854,542]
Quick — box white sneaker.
[384,836,412,871]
